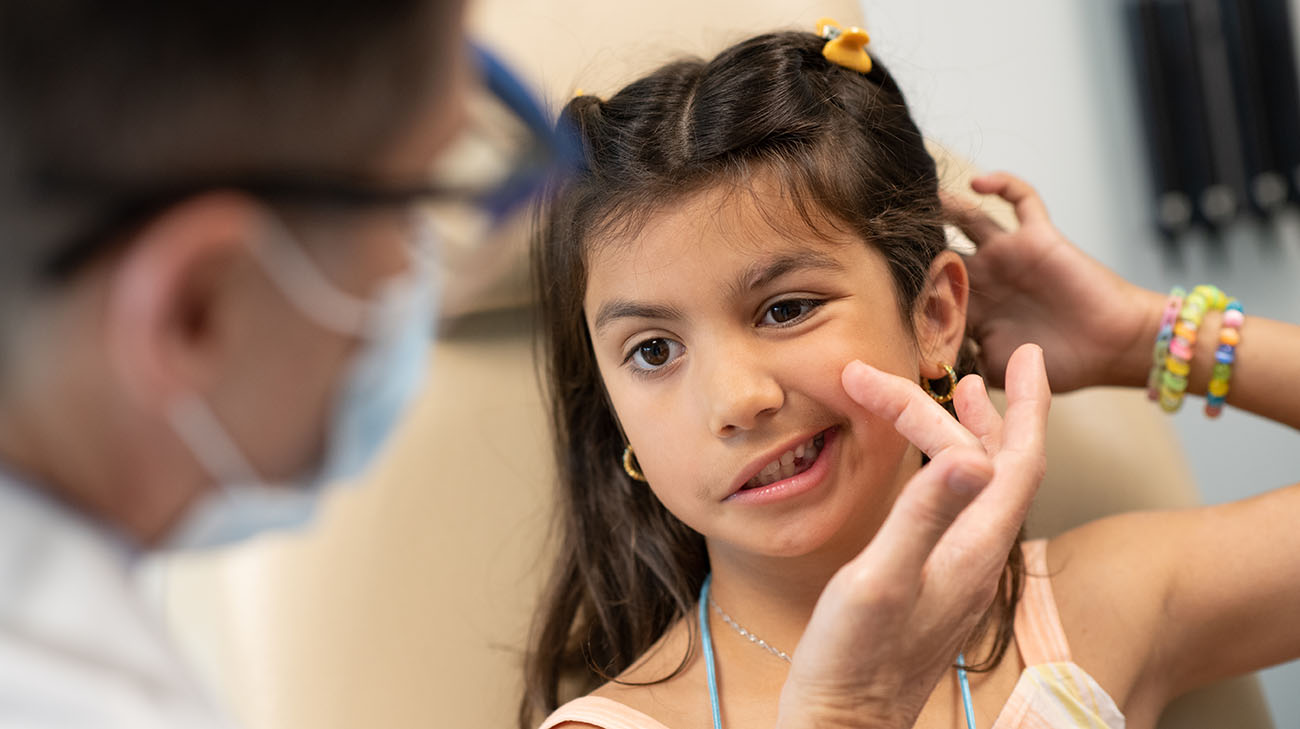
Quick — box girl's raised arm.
[948,172,1300,429]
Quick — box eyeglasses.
[33,44,576,281]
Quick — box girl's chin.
[711,512,860,562]
[709,491,898,566]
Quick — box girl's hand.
[776,344,1050,729]
[946,172,1161,392]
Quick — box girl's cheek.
[627,406,700,500]
[781,330,909,411]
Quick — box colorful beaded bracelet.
[1158,284,1230,413]
[1205,299,1243,418]
[1147,286,1186,401]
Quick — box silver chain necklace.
[708,597,792,663]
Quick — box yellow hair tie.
[816,17,872,74]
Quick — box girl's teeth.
[744,431,828,489]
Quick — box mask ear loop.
[251,211,376,336]
[162,211,365,510]
[168,392,262,487]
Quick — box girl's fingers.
[849,447,994,588]
[953,374,1003,456]
[842,360,983,458]
[941,190,1005,245]
[971,172,1051,226]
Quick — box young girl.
[522,25,1300,729]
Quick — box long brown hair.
[522,30,1022,727]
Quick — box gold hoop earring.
[622,445,647,482]
[921,363,958,404]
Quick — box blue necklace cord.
[957,653,977,729]
[699,575,723,729]
[698,574,977,729]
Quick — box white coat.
[0,468,235,729]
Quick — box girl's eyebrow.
[727,250,845,298]
[592,301,684,335]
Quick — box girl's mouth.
[740,431,826,490]
[726,428,837,505]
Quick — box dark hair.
[0,0,453,360]
[523,30,1022,726]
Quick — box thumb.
[850,448,993,586]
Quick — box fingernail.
[843,360,869,379]
[949,464,991,495]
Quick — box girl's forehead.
[584,184,870,291]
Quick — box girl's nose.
[703,348,784,437]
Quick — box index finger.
[970,172,1052,227]
[841,360,983,459]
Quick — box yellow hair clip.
[816,17,872,74]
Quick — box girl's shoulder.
[546,617,705,729]
[539,668,703,729]
[1037,514,1179,713]
[537,695,672,729]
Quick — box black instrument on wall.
[1126,0,1300,236]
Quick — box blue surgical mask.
[164,215,438,550]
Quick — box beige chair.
[159,4,1275,728]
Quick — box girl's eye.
[761,298,824,326]
[627,337,683,371]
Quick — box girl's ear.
[913,250,970,379]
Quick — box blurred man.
[0,3,484,725]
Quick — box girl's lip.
[724,427,838,505]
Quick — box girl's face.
[584,182,963,562]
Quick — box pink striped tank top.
[538,539,1125,729]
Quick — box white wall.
[857,1,1298,725]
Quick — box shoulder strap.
[538,696,675,729]
[1014,539,1073,665]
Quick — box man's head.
[0,0,469,545]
